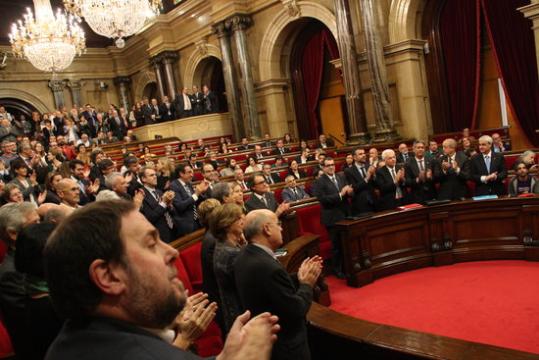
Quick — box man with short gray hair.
[469,135,507,196]
[235,209,322,360]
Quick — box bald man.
[235,209,322,360]
[56,178,81,208]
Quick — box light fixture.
[63,0,162,48]
[9,0,86,73]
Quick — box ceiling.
[0,0,181,48]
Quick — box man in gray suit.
[281,175,310,203]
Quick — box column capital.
[212,21,230,38]
[149,56,162,67]
[113,76,132,86]
[48,80,66,92]
[226,14,253,33]
[160,51,179,64]
[519,2,539,20]
[66,80,82,90]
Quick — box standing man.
[235,209,322,360]
[159,95,176,121]
[191,85,204,116]
[469,135,507,196]
[139,166,176,243]
[432,138,470,201]
[344,148,375,215]
[313,157,353,278]
[375,149,406,211]
[202,85,219,114]
[396,143,413,165]
[70,159,98,205]
[404,140,436,204]
[174,87,193,119]
[170,164,209,237]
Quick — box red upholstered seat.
[504,154,520,170]
[0,242,7,264]
[0,315,13,359]
[179,242,203,293]
[295,203,331,259]
[174,257,194,295]
[192,172,203,181]
[273,188,283,203]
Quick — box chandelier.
[9,0,86,73]
[64,0,162,48]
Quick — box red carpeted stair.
[327,260,539,354]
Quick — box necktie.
[484,155,491,172]
[183,184,198,220]
[267,176,273,185]
[292,188,298,200]
[390,168,403,199]
[390,168,396,181]
[419,159,424,171]
[261,195,268,208]
[331,176,339,190]
[153,190,174,229]
[359,166,366,178]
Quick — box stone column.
[48,80,67,109]
[359,0,400,142]
[227,14,261,139]
[66,80,83,108]
[161,51,179,98]
[213,21,245,141]
[114,76,132,111]
[334,0,369,144]
[519,1,539,74]
[150,57,165,100]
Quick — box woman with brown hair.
[209,203,246,334]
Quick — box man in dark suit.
[202,85,219,113]
[375,149,406,211]
[491,132,511,153]
[281,175,310,203]
[139,167,176,243]
[81,104,98,138]
[432,138,470,200]
[159,95,176,121]
[141,97,154,125]
[425,140,442,161]
[273,139,288,156]
[404,140,436,204]
[238,137,252,151]
[69,159,98,206]
[262,164,282,185]
[108,109,127,140]
[469,135,507,196]
[235,209,322,360]
[149,98,161,123]
[170,164,209,237]
[313,157,353,278]
[245,174,289,216]
[396,143,414,165]
[344,148,375,215]
[316,134,334,149]
[190,86,204,116]
[253,144,265,161]
[174,88,194,119]
[44,200,279,360]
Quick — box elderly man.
[44,200,279,360]
[106,172,131,200]
[235,209,322,360]
[432,138,470,201]
[281,175,309,203]
[201,163,219,198]
[375,149,406,211]
[262,164,281,185]
[469,135,507,196]
[245,174,289,217]
[396,143,413,164]
[491,132,511,153]
[234,168,249,191]
[56,178,82,208]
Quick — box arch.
[133,70,157,100]
[0,88,49,114]
[258,1,338,82]
[388,0,426,43]
[183,43,222,89]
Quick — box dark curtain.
[439,0,481,131]
[300,28,340,139]
[481,0,539,146]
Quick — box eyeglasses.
[324,163,335,167]
[254,180,267,185]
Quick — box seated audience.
[317,134,334,149]
[245,156,262,174]
[245,174,290,217]
[518,150,537,171]
[262,163,281,185]
[508,161,539,196]
[220,158,238,178]
[492,132,511,153]
[234,168,249,191]
[44,200,279,360]
[281,175,310,203]
[273,139,288,156]
[287,159,307,180]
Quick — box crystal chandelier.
[64,0,162,48]
[9,0,86,73]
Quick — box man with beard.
[44,200,280,360]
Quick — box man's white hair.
[381,149,395,160]
[479,135,493,145]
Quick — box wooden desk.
[337,197,539,287]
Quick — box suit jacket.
[45,317,202,360]
[469,152,507,196]
[396,151,415,165]
[312,173,350,226]
[316,138,335,149]
[203,91,219,113]
[140,187,175,243]
[174,94,193,118]
[170,179,203,237]
[287,168,307,180]
[273,147,288,156]
[141,104,154,125]
[344,164,375,215]
[159,102,175,121]
[107,117,126,141]
[245,192,279,213]
[234,244,313,360]
[213,242,242,333]
[375,165,405,211]
[432,151,470,200]
[281,186,309,203]
[404,157,436,204]
[263,173,282,185]
[190,92,204,115]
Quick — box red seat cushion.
[273,188,283,203]
[295,203,331,259]
[195,321,223,357]
[0,318,13,358]
[174,257,194,295]
[179,242,203,293]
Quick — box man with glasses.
[245,174,289,217]
[313,157,353,278]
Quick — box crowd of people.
[0,106,536,360]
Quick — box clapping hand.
[172,292,217,350]
[298,256,323,287]
[163,190,175,204]
[87,179,100,194]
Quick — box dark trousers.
[327,225,342,274]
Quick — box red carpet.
[327,260,539,354]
